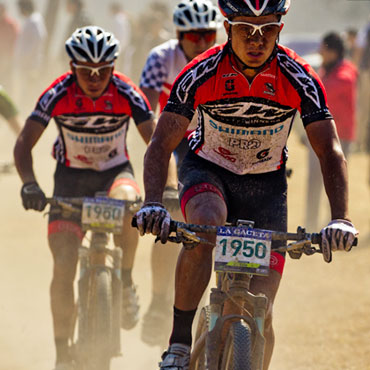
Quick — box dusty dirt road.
[0,121,369,370]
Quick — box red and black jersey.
[165,42,332,175]
[30,71,153,171]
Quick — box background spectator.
[0,2,19,94]
[108,2,133,76]
[305,32,358,231]
[14,0,47,114]
[354,16,370,154]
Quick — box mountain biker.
[13,26,176,370]
[0,85,21,135]
[139,0,222,346]
[134,0,359,369]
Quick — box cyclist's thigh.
[108,161,141,202]
[179,151,227,223]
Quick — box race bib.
[214,226,272,276]
[82,197,125,234]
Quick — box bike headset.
[218,0,290,72]
[174,0,223,37]
[65,25,120,64]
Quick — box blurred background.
[0,1,369,370]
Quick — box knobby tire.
[221,321,252,370]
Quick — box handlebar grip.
[131,216,177,232]
[311,233,358,247]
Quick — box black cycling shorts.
[179,151,288,245]
[49,161,136,224]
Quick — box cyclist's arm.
[137,117,178,190]
[140,87,160,115]
[305,118,350,221]
[143,111,190,202]
[13,118,45,184]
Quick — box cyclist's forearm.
[320,150,350,221]
[143,142,171,203]
[14,145,37,183]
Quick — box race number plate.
[214,226,272,276]
[82,197,125,234]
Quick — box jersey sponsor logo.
[278,52,321,109]
[76,98,83,109]
[263,82,275,96]
[83,145,111,154]
[213,146,237,162]
[256,148,270,159]
[176,51,223,103]
[204,102,294,125]
[74,154,93,165]
[57,114,129,131]
[209,119,284,136]
[222,73,238,78]
[252,148,272,165]
[105,100,113,110]
[225,79,235,92]
[65,128,124,144]
[228,138,261,149]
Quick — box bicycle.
[47,195,141,370]
[144,218,357,370]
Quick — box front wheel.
[220,321,252,370]
[77,268,113,370]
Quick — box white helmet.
[173,0,222,31]
[65,26,120,63]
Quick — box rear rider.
[134,0,359,369]
[13,26,175,370]
[139,0,221,347]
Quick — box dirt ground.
[0,119,369,370]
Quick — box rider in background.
[139,0,221,347]
[0,85,22,136]
[135,0,358,369]
[13,26,175,370]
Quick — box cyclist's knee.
[185,192,227,226]
[108,177,141,202]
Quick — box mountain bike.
[47,195,141,370]
[151,219,357,370]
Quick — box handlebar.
[131,217,357,254]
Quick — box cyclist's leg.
[225,167,288,370]
[108,165,141,329]
[48,220,83,364]
[48,164,88,365]
[169,152,228,345]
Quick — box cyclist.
[139,0,221,346]
[134,0,359,369]
[0,85,21,135]
[13,26,175,370]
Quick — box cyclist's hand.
[162,186,179,211]
[21,181,46,211]
[135,202,171,243]
[320,219,358,263]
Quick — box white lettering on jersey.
[189,102,296,174]
[61,125,128,170]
